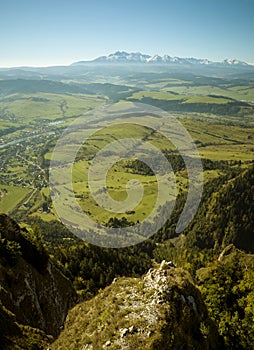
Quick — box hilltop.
[51,262,222,350]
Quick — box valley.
[0,69,253,224]
[0,58,254,349]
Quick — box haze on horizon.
[0,0,253,68]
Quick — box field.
[181,119,254,160]
[0,70,253,227]
[0,185,32,213]
[33,115,254,226]
[129,90,231,104]
[144,81,254,102]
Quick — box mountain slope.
[197,245,254,349]
[0,214,77,349]
[0,304,51,350]
[184,165,254,252]
[51,263,222,350]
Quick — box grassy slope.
[0,185,32,213]
[0,92,103,123]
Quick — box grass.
[139,80,254,103]
[146,79,192,89]
[50,267,210,350]
[0,185,32,213]
[182,95,230,104]
[59,123,179,225]
[11,115,254,221]
[50,276,149,350]
[128,90,234,104]
[73,162,165,225]
[180,119,254,161]
[0,92,104,123]
[1,80,254,222]
[129,90,184,101]
[199,144,254,161]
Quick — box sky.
[0,0,253,67]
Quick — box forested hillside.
[184,165,254,252]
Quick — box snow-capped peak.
[223,58,247,66]
[72,51,251,67]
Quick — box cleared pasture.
[0,185,32,213]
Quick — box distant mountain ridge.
[72,51,251,67]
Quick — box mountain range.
[72,51,253,67]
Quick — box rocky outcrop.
[52,261,222,349]
[0,259,76,337]
[0,214,77,347]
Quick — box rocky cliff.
[0,214,77,349]
[52,261,222,349]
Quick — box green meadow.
[0,74,253,223]
[129,90,231,104]
[0,185,32,213]
[0,92,103,124]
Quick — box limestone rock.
[0,214,77,340]
[52,265,221,350]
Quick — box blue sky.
[0,0,253,67]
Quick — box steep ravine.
[0,214,77,349]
